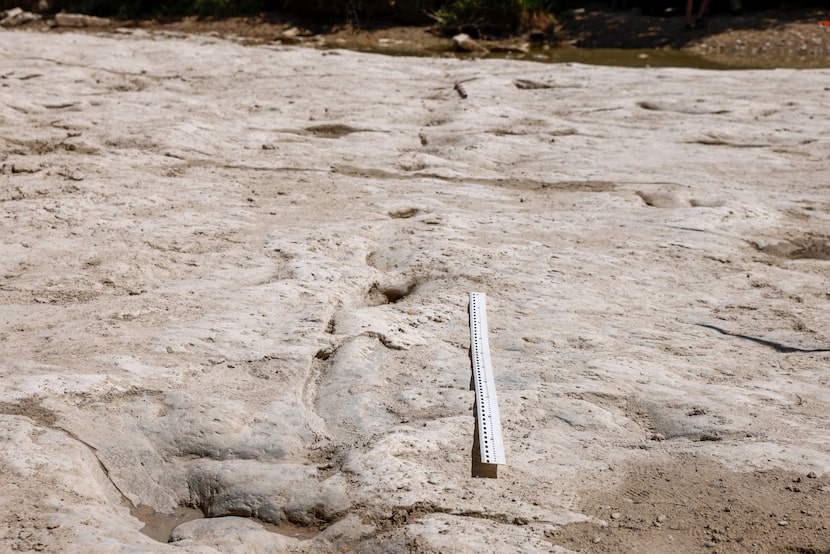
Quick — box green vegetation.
[56,0,271,18]
[4,0,557,33]
[432,0,522,31]
[431,0,561,34]
[4,0,825,35]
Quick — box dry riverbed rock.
[0,27,828,553]
[53,12,111,27]
[0,7,40,27]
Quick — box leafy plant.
[41,0,555,29]
[432,0,557,36]
[433,0,518,33]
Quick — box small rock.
[282,26,300,38]
[54,13,110,27]
[11,163,39,174]
[62,171,85,181]
[611,512,621,520]
[1,7,41,27]
[1,7,22,18]
[561,8,586,18]
[778,520,789,526]
[657,514,667,523]
[489,43,529,55]
[452,33,487,53]
[513,516,529,525]
[514,79,554,90]
[807,471,817,479]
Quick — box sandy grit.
[0,28,829,553]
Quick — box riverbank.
[23,6,830,68]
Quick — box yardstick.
[469,292,506,466]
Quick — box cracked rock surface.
[0,29,829,553]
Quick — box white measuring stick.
[469,292,506,466]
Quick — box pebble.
[611,512,621,520]
[452,33,487,53]
[778,520,789,526]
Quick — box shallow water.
[134,505,203,542]
[480,46,735,69]
[322,40,823,70]
[322,42,739,69]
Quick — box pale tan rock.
[452,33,487,53]
[1,7,41,26]
[54,12,110,27]
[0,29,828,553]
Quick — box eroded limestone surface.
[1,29,828,553]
